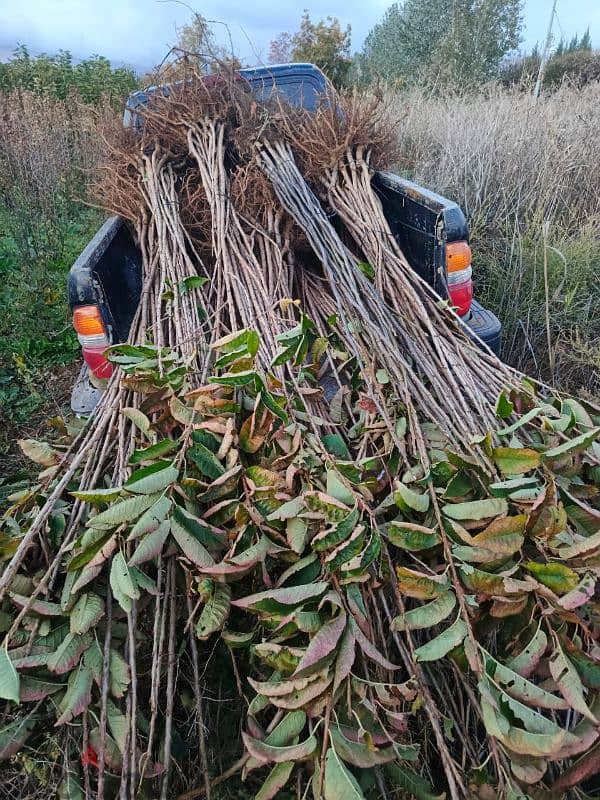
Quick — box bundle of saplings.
[1,72,599,800]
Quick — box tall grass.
[389,82,600,397]
[0,91,108,437]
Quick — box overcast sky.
[0,0,599,71]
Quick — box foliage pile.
[1,73,600,800]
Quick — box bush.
[501,48,600,90]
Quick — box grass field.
[392,81,600,398]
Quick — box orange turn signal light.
[446,241,472,273]
[73,305,106,336]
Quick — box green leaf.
[490,476,539,498]
[549,638,598,722]
[414,614,468,662]
[322,434,351,460]
[47,633,91,675]
[188,443,225,480]
[543,428,600,461]
[87,492,161,529]
[442,498,508,521]
[209,370,256,387]
[171,516,215,567]
[222,630,254,648]
[569,648,600,690]
[287,517,308,555]
[324,746,365,799]
[479,677,572,758]
[129,520,171,567]
[110,552,139,613]
[0,648,19,702]
[179,275,209,294]
[267,497,305,522]
[106,698,128,753]
[484,651,567,710]
[242,729,318,764]
[495,391,514,419]
[497,407,543,436]
[129,439,179,464]
[493,447,541,475]
[327,470,354,505]
[55,665,93,725]
[384,763,444,800]
[196,582,231,640]
[109,650,130,698]
[324,525,366,571]
[329,726,398,767]
[264,711,307,747]
[387,521,440,551]
[70,593,105,635]
[507,628,548,678]
[68,532,113,572]
[255,762,294,800]
[232,582,329,614]
[128,495,172,540]
[172,506,224,550]
[392,591,456,632]
[312,506,359,552]
[0,715,37,760]
[524,561,579,595]
[394,482,430,513]
[124,461,178,495]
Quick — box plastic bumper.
[462,299,502,356]
[71,364,103,416]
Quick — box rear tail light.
[446,241,474,317]
[72,305,113,379]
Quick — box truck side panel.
[68,216,142,343]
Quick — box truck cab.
[68,63,501,413]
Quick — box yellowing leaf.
[471,515,526,555]
[396,566,449,599]
[387,522,440,551]
[493,447,540,475]
[17,439,60,466]
[523,562,579,595]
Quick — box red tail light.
[72,305,113,379]
[446,241,473,317]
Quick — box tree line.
[0,2,598,102]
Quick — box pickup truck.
[68,63,502,414]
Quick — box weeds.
[0,90,105,458]
[391,82,600,396]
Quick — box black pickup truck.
[68,63,501,414]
